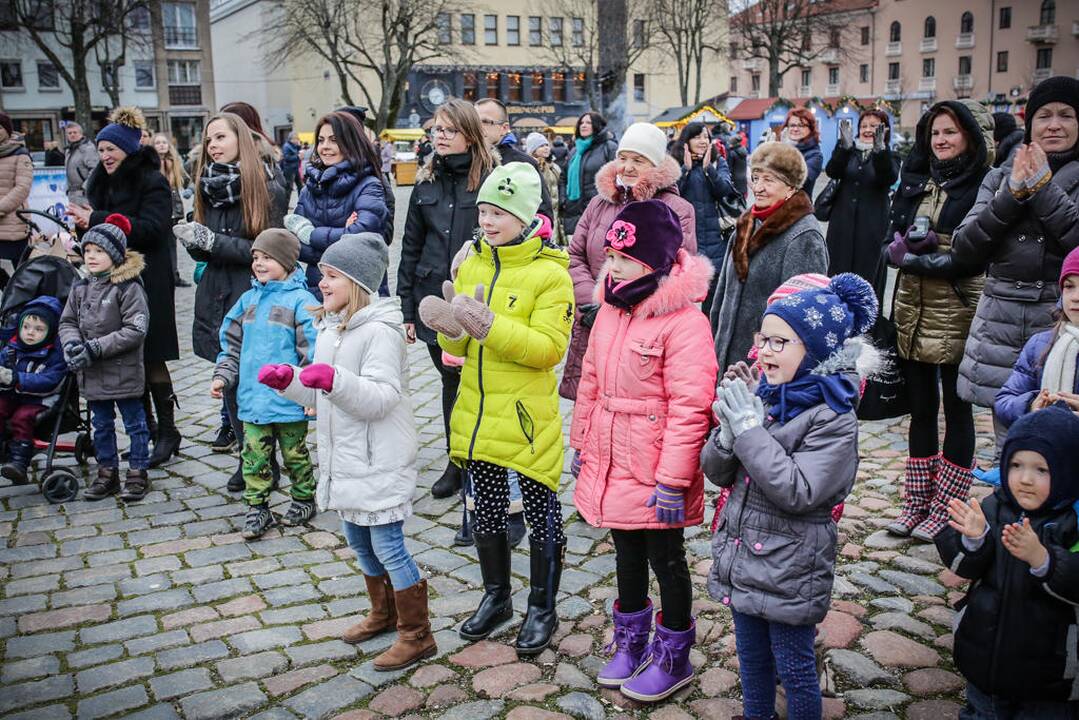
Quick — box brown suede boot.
[343,575,396,644]
[373,579,437,671]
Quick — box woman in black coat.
[67,107,180,469]
[559,112,619,236]
[823,109,901,287]
[782,108,824,198]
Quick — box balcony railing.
[1033,67,1053,83]
[955,32,975,49]
[918,77,937,93]
[885,41,901,56]
[1026,24,1059,44]
[818,48,839,64]
[825,83,839,95]
[168,85,202,105]
[742,58,763,72]
[953,75,974,92]
[164,26,198,48]
[747,89,761,99]
[885,78,902,94]
[798,85,811,96]
[919,37,937,53]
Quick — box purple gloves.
[887,233,908,267]
[299,363,335,392]
[646,483,685,525]
[570,450,581,479]
[906,228,939,255]
[258,364,294,391]
[888,228,941,267]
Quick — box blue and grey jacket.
[214,271,318,425]
[0,296,67,408]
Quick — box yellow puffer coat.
[439,229,574,492]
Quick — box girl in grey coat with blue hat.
[702,273,880,720]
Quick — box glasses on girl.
[753,333,801,353]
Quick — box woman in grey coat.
[951,76,1079,448]
[711,141,829,371]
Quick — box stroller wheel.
[42,469,79,504]
[74,433,95,465]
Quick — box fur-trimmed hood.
[105,250,145,284]
[593,249,714,318]
[593,155,683,204]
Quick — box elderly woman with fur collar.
[560,122,697,400]
[710,142,829,372]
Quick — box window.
[633,19,645,49]
[134,60,155,89]
[1,61,23,89]
[829,26,840,48]
[889,21,901,42]
[463,72,478,101]
[801,68,811,87]
[550,17,563,47]
[730,76,737,93]
[958,56,972,75]
[163,2,198,48]
[1040,0,1055,26]
[633,73,645,102]
[859,64,869,83]
[507,72,522,101]
[552,72,566,101]
[436,12,451,44]
[1036,47,1053,69]
[923,16,935,38]
[999,6,1011,29]
[37,61,58,89]
[728,41,739,59]
[3,0,53,31]
[573,71,586,98]
[485,72,500,98]
[960,11,973,34]
[127,5,150,31]
[888,62,900,80]
[484,14,497,45]
[751,75,761,92]
[860,26,870,45]
[528,16,541,45]
[996,51,1008,72]
[167,59,200,85]
[828,66,839,85]
[460,14,475,45]
[572,17,584,47]
[507,16,519,45]
[922,58,935,78]
[531,72,545,101]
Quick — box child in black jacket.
[937,405,1079,718]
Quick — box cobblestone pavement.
[0,188,990,719]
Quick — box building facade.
[0,0,216,154]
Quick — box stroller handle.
[16,208,72,234]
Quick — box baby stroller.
[1,212,94,503]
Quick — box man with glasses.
[474,98,553,220]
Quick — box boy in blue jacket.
[212,229,318,539]
[0,296,67,483]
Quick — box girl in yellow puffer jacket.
[419,162,574,657]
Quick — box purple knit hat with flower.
[603,200,682,274]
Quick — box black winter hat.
[1000,405,1079,513]
[992,112,1018,143]
[1024,76,1079,143]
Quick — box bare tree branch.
[645,0,726,106]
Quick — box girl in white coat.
[258,232,435,672]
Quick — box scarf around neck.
[566,135,595,202]
[1042,324,1079,395]
[604,266,670,312]
[1047,146,1079,174]
[200,161,243,208]
[930,153,971,185]
[732,190,813,282]
[756,368,860,424]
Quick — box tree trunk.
[769,57,782,97]
[597,0,628,125]
[71,54,94,133]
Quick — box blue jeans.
[89,398,150,470]
[732,610,820,720]
[961,682,1076,720]
[342,520,421,590]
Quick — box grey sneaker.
[281,499,316,527]
[242,504,275,539]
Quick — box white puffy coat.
[280,297,418,515]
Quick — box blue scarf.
[756,369,859,424]
[566,135,594,202]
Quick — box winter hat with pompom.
[96,106,145,156]
[764,272,878,365]
[80,213,131,267]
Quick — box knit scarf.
[200,161,243,208]
[1042,324,1079,395]
[930,153,970,185]
[603,267,670,312]
[756,368,860,424]
[1047,146,1079,174]
[854,138,873,160]
[566,135,594,202]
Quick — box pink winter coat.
[570,250,718,530]
[559,156,697,400]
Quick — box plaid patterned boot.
[912,457,974,542]
[885,455,938,537]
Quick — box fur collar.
[592,249,714,318]
[84,146,160,202]
[732,191,815,282]
[593,156,682,203]
[106,251,145,284]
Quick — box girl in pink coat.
[569,200,718,703]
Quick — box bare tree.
[262,0,465,132]
[646,0,726,106]
[728,0,858,98]
[6,0,150,130]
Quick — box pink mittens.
[258,364,294,390]
[299,363,335,392]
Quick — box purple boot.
[596,599,654,688]
[620,612,696,702]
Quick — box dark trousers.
[425,342,460,454]
[89,397,150,470]
[611,528,692,631]
[902,359,974,466]
[733,610,821,720]
[0,396,44,441]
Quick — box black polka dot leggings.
[467,460,565,545]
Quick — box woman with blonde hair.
[174,111,287,489]
[397,97,496,502]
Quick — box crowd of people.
[0,72,1076,717]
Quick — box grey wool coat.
[951,156,1079,407]
[710,197,829,371]
[702,403,859,626]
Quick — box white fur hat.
[616,122,667,168]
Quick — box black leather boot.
[459,532,514,640]
[515,541,564,655]
[431,460,462,499]
[148,383,181,468]
[1,439,33,484]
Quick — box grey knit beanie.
[253,228,300,272]
[319,233,388,295]
[80,213,130,267]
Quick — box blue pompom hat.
[763,272,878,364]
[95,106,145,156]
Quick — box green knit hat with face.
[477,162,542,225]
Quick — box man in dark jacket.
[279,132,302,196]
[551,136,569,169]
[474,99,553,220]
[992,112,1024,168]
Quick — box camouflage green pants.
[242,421,316,506]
